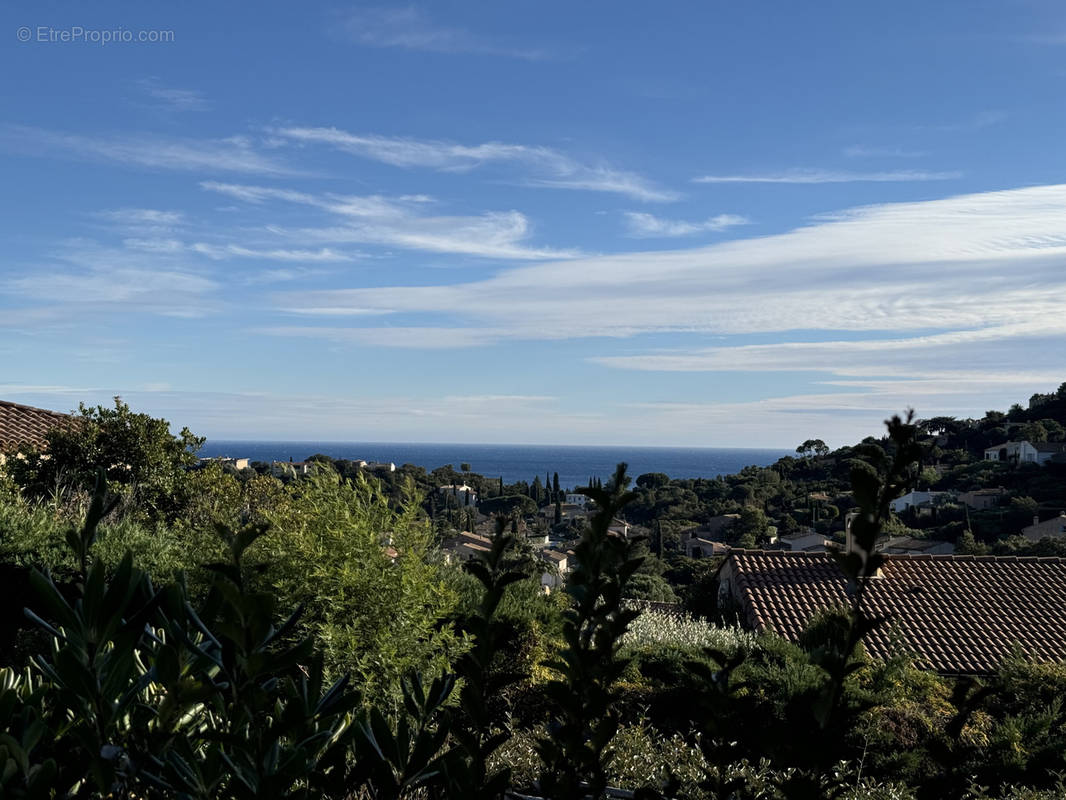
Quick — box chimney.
[844,512,858,554]
[1035,515,1041,527]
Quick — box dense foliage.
[1,388,1065,797]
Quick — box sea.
[198,441,791,490]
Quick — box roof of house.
[449,529,490,550]
[687,538,731,555]
[1023,512,1066,532]
[0,400,73,452]
[540,549,568,563]
[878,536,953,553]
[720,550,1066,675]
[442,531,492,554]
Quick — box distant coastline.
[198,440,791,489]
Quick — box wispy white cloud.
[340,6,557,61]
[2,240,219,317]
[259,325,512,348]
[199,182,319,205]
[243,268,331,285]
[693,168,961,184]
[267,183,1066,348]
[623,211,749,238]
[95,208,186,227]
[200,180,583,259]
[591,322,1066,376]
[136,78,209,112]
[188,243,357,263]
[0,125,298,175]
[8,267,216,312]
[271,126,678,202]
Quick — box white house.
[365,461,396,472]
[539,548,570,590]
[438,484,479,506]
[199,456,250,470]
[984,441,1066,466]
[777,531,831,553]
[685,537,731,558]
[889,491,951,513]
[564,493,589,507]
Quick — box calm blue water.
[198,441,790,489]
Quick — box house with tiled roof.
[685,537,731,558]
[958,487,1006,510]
[715,550,1066,675]
[441,531,493,563]
[1022,512,1066,542]
[0,400,74,458]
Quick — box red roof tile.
[722,550,1066,675]
[0,400,73,452]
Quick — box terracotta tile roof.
[0,400,73,452]
[721,550,1066,675]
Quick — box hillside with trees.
[0,389,1065,798]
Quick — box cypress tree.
[553,472,560,499]
[554,496,562,526]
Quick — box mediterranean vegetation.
[1,390,1065,798]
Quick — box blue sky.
[3,1,1066,447]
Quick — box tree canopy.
[7,397,203,519]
